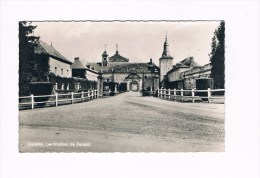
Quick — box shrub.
[109,91,115,96]
[48,73,97,91]
[30,82,53,106]
[141,90,150,96]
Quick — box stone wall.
[183,78,196,89]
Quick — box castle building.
[159,35,213,90]
[34,40,72,78]
[87,44,160,93]
[71,57,98,81]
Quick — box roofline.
[37,40,73,64]
[159,56,173,60]
[166,66,190,74]
[86,68,99,74]
[48,54,73,65]
[182,69,211,76]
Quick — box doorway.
[130,81,139,92]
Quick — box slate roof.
[125,73,142,80]
[109,52,129,62]
[110,63,158,73]
[71,58,86,69]
[87,62,103,72]
[86,62,159,74]
[34,40,72,64]
[176,57,200,68]
[167,57,200,74]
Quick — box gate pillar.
[97,71,103,97]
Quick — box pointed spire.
[162,32,170,57]
[116,43,119,55]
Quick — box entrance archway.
[130,81,139,92]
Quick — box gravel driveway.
[19,92,225,152]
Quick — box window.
[54,67,57,74]
[61,68,63,75]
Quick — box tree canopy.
[210,21,225,89]
[19,21,40,96]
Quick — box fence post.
[88,90,90,100]
[92,89,94,99]
[31,94,34,110]
[71,92,74,104]
[168,89,171,100]
[55,83,58,90]
[181,88,184,101]
[160,88,163,99]
[208,88,211,103]
[192,88,195,103]
[95,89,97,98]
[82,91,84,102]
[61,83,64,90]
[157,89,159,98]
[55,92,58,107]
[67,84,69,90]
[174,89,176,100]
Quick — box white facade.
[49,57,72,78]
[159,58,173,81]
[86,69,98,81]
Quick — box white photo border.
[0,1,259,178]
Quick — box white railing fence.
[19,89,98,110]
[157,88,225,103]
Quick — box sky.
[33,21,220,66]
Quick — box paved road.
[19,92,225,152]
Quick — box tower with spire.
[102,44,108,67]
[159,32,173,82]
[108,43,129,63]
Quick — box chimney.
[75,57,79,61]
[150,58,152,64]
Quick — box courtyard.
[19,92,225,152]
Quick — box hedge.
[49,73,97,92]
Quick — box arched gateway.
[130,81,139,92]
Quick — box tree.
[19,21,39,96]
[210,21,225,89]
